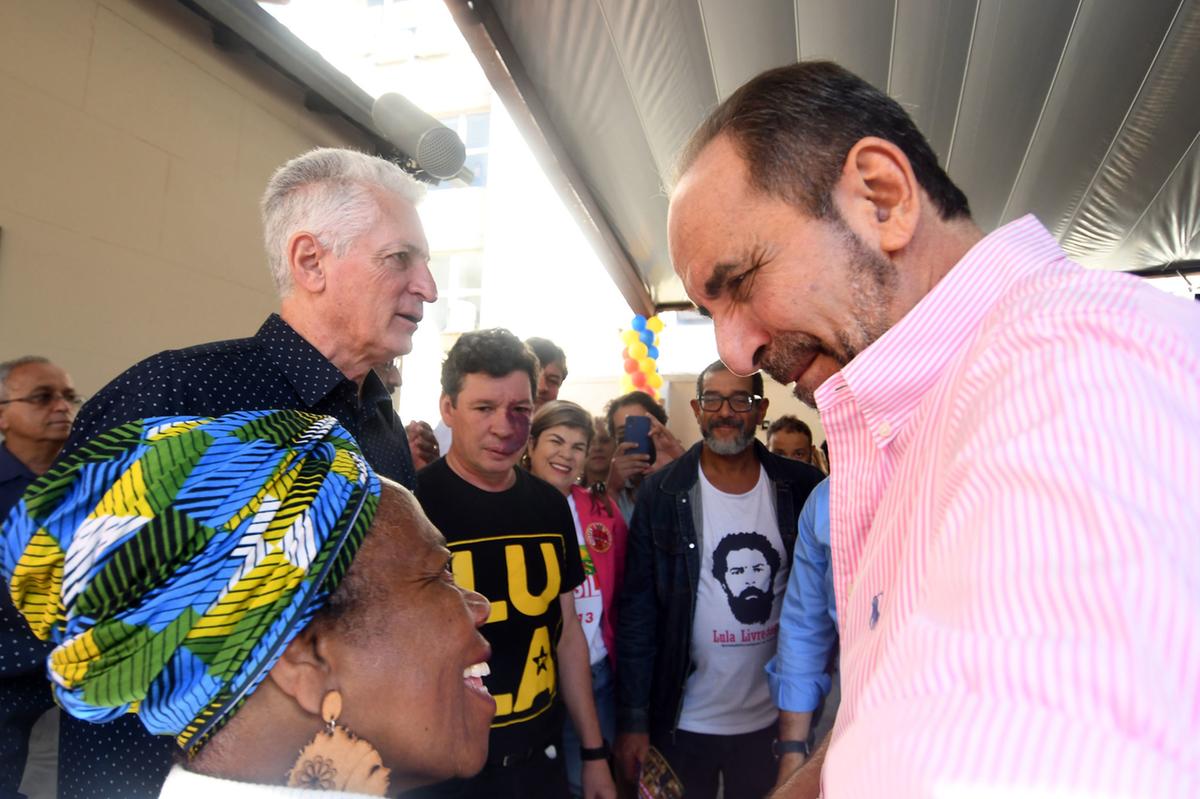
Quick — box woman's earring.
[286,690,391,795]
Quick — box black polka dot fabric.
[1,313,416,799]
[2,447,54,799]
[1,587,53,799]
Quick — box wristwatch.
[771,738,811,759]
[580,740,611,761]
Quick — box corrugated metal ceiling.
[472,0,1200,308]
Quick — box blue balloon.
[638,329,655,345]
[631,315,648,332]
[646,344,659,360]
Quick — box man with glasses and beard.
[615,361,822,799]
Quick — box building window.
[430,250,484,332]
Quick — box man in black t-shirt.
[414,330,616,799]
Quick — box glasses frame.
[695,392,761,413]
[0,391,84,409]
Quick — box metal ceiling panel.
[999,0,1183,234]
[1059,1,1200,269]
[794,0,895,90]
[1109,127,1200,270]
[459,0,1200,311]
[489,0,706,304]
[886,0,977,162]
[698,0,796,100]
[944,0,1081,230]
[597,0,717,177]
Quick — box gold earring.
[285,690,390,795]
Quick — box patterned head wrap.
[0,410,380,752]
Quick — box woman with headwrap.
[1,409,496,797]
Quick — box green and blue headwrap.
[0,409,380,752]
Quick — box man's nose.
[411,257,438,303]
[714,311,767,377]
[492,412,514,438]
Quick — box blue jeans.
[562,657,616,798]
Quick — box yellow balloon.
[622,329,640,346]
[646,316,664,333]
[629,341,649,359]
[621,375,636,393]
[639,357,656,374]
[648,372,664,389]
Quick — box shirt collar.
[815,215,1065,444]
[360,369,395,414]
[255,314,352,408]
[0,443,36,482]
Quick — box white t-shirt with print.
[567,493,608,665]
[677,465,787,735]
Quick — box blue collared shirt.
[765,478,837,713]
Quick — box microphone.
[371,92,467,181]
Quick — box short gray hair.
[0,356,50,401]
[261,148,426,295]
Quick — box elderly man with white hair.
[1,148,440,799]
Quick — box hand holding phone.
[621,415,656,463]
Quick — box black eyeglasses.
[697,392,760,413]
[0,390,84,409]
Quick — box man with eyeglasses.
[0,356,79,799]
[615,360,822,799]
[0,356,79,517]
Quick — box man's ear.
[287,232,328,294]
[266,624,336,718]
[756,396,770,424]
[689,398,702,423]
[834,136,920,256]
[439,393,455,428]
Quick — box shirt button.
[688,542,695,549]
[877,421,892,438]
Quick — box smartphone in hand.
[621,415,657,464]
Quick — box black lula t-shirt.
[416,459,585,758]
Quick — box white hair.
[260,148,426,296]
[0,356,50,401]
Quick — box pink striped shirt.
[815,216,1200,797]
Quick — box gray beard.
[703,426,754,455]
[758,216,899,406]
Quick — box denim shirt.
[616,441,823,737]
[765,478,838,713]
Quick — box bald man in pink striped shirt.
[669,61,1200,799]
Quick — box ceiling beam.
[180,0,396,156]
[1127,259,1200,277]
[443,0,655,317]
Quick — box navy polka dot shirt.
[1,314,416,799]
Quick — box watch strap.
[772,738,811,758]
[580,740,611,761]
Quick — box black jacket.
[616,440,823,737]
